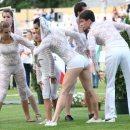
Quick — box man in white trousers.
[79,10,130,122]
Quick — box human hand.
[49,76,57,84]
[85,50,91,58]
[96,70,103,81]
[38,81,43,90]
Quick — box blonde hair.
[0,21,10,32]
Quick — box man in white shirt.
[21,30,34,87]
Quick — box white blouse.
[0,33,35,66]
[88,20,130,71]
[33,29,85,64]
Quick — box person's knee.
[42,93,50,99]
[51,94,58,100]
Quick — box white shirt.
[21,40,34,64]
[88,20,130,71]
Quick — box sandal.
[36,114,43,121]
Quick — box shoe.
[104,118,115,122]
[35,114,43,121]
[86,118,102,123]
[88,113,94,119]
[39,119,49,124]
[45,121,57,126]
[65,115,74,121]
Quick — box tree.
[0,0,80,11]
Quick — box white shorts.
[67,54,89,69]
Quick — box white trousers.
[105,46,130,119]
[42,65,60,100]
[0,63,28,102]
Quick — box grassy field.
[1,80,130,130]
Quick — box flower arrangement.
[70,92,105,108]
[71,92,84,107]
[97,95,105,106]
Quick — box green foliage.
[115,16,130,99]
[31,41,42,94]
[0,0,80,11]
[31,70,41,93]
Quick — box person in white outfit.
[2,8,42,122]
[21,30,34,87]
[79,9,130,122]
[33,17,102,126]
[32,30,60,124]
[65,2,94,121]
[0,21,35,119]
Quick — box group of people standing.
[1,1,130,128]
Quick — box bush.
[115,16,130,99]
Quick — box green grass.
[2,80,130,130]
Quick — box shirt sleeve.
[67,26,77,46]
[63,29,89,50]
[43,48,55,77]
[14,34,35,52]
[113,21,130,37]
[33,36,51,56]
[15,29,24,53]
[88,33,99,72]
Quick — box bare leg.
[65,94,73,115]
[44,99,52,120]
[21,100,33,121]
[28,95,39,114]
[51,68,83,122]
[52,98,58,112]
[79,66,99,119]
[85,91,93,114]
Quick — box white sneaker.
[86,118,102,123]
[105,118,115,122]
[38,119,49,124]
[45,121,57,126]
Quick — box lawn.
[1,80,130,130]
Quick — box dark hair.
[33,17,40,26]
[79,10,95,22]
[50,8,54,14]
[2,8,13,18]
[74,2,87,17]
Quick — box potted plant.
[31,70,43,104]
[115,16,130,114]
[31,41,43,104]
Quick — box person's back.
[88,20,127,45]
[44,29,78,64]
